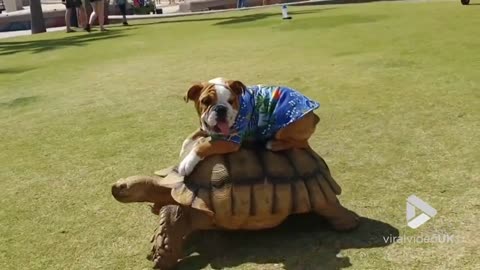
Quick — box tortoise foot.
[329,209,360,231]
[315,205,360,232]
[150,205,189,269]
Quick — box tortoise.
[111,138,360,269]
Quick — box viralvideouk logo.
[406,195,437,229]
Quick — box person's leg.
[119,3,128,25]
[89,5,97,25]
[76,7,82,28]
[97,0,105,31]
[77,5,87,28]
[84,1,97,32]
[65,8,74,32]
[89,1,98,26]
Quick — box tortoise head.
[111,175,176,206]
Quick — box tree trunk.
[30,0,46,34]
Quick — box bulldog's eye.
[228,99,234,105]
[201,98,210,106]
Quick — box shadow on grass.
[132,8,336,27]
[292,0,402,6]
[0,96,41,108]
[213,8,338,26]
[0,66,37,74]
[213,8,335,26]
[176,214,399,270]
[0,29,133,56]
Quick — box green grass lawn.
[1,1,479,269]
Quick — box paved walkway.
[0,0,433,40]
[0,26,66,39]
[0,3,182,40]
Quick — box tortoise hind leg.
[149,205,213,269]
[310,177,360,231]
[314,202,360,231]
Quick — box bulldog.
[178,77,320,176]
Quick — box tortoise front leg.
[150,203,162,215]
[149,205,213,269]
[149,205,188,269]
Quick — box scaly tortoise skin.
[111,139,360,269]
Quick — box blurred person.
[85,0,106,32]
[116,0,129,26]
[63,0,88,32]
[77,1,88,28]
[237,0,246,8]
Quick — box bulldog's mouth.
[213,120,230,136]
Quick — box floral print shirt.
[211,85,320,144]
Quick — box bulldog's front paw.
[178,151,201,176]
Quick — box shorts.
[63,0,82,8]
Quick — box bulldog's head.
[184,77,247,136]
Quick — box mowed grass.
[1,1,479,269]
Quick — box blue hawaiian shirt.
[211,85,320,144]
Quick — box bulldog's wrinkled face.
[184,77,246,136]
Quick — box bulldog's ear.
[184,83,204,103]
[226,80,246,96]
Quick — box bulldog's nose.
[214,105,227,119]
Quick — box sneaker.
[66,28,76,33]
[122,22,129,26]
[84,24,91,32]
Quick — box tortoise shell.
[155,143,343,230]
